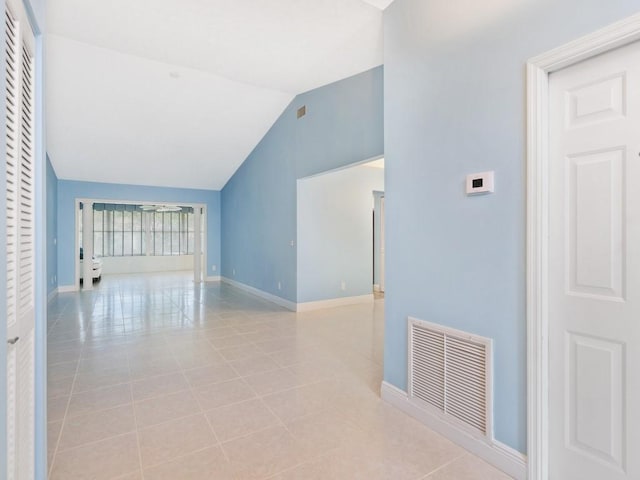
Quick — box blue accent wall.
[384,0,640,453]
[46,156,58,296]
[57,179,221,287]
[221,67,384,302]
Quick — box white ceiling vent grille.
[408,317,493,439]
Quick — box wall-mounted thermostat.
[466,171,495,195]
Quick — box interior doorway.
[296,157,384,307]
[75,199,207,290]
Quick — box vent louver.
[408,317,492,438]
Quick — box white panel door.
[4,1,36,478]
[548,41,640,479]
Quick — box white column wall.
[81,202,94,290]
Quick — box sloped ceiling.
[46,0,389,190]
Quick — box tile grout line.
[417,452,468,480]
[129,381,146,480]
[47,275,395,479]
[47,321,86,478]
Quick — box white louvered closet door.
[5,1,36,479]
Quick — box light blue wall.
[384,0,640,454]
[297,164,384,303]
[56,179,221,287]
[221,67,384,302]
[46,156,58,296]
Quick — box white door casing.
[380,196,385,292]
[193,205,202,282]
[72,199,208,289]
[547,39,640,480]
[527,13,640,480]
[4,0,36,477]
[81,201,93,290]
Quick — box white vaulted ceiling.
[46,0,390,190]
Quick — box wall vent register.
[408,317,493,439]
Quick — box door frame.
[526,12,640,480]
[73,197,208,289]
[379,195,385,292]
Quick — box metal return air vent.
[408,317,493,439]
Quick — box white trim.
[221,277,297,311]
[297,154,384,181]
[205,276,221,282]
[221,277,374,312]
[296,294,373,312]
[373,284,380,292]
[381,381,527,480]
[526,12,640,480]
[57,285,77,293]
[47,288,58,303]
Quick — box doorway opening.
[296,157,384,308]
[75,199,206,290]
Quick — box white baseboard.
[57,285,77,293]
[47,288,58,303]
[221,277,297,311]
[220,278,375,313]
[205,276,221,282]
[296,294,374,312]
[381,381,527,480]
[373,284,380,292]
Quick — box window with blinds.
[80,204,196,257]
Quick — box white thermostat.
[466,171,495,195]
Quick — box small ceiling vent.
[408,317,493,439]
[297,105,306,119]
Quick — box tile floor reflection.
[47,272,511,479]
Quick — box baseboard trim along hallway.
[381,381,527,480]
[221,277,374,312]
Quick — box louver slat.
[18,42,34,315]
[411,328,445,410]
[5,5,18,331]
[408,317,492,439]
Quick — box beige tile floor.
[47,272,511,480]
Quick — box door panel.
[549,41,640,480]
[4,0,36,478]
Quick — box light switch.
[466,171,495,195]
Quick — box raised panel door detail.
[566,73,626,128]
[566,148,625,300]
[566,333,625,470]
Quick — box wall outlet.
[54,275,57,283]
[211,265,217,272]
[341,280,346,291]
[232,269,236,276]
[290,240,295,247]
[277,281,282,290]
